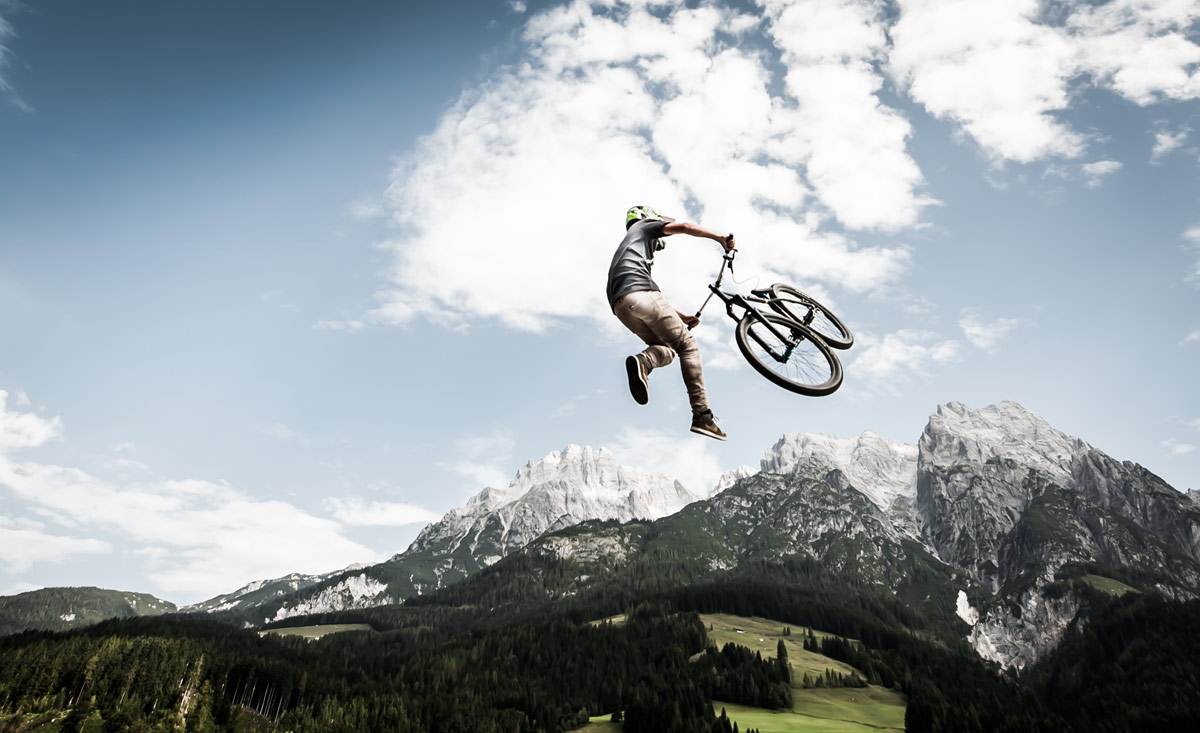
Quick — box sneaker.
[690,410,727,441]
[625,355,649,405]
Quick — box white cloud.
[263,422,310,445]
[1162,438,1197,456]
[314,318,366,332]
[441,429,517,490]
[0,390,62,452]
[959,309,1021,352]
[373,0,921,332]
[849,329,962,395]
[1081,159,1122,188]
[1184,226,1200,285]
[1182,329,1200,345]
[323,497,441,527]
[1151,126,1189,162]
[1068,0,1200,105]
[509,1,528,13]
[0,523,112,573]
[610,425,721,495]
[890,0,1085,163]
[757,0,937,230]
[0,390,380,602]
[349,200,385,220]
[0,9,31,113]
[890,0,1200,164]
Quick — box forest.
[1,558,1199,731]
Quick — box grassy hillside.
[0,587,176,636]
[259,624,371,640]
[703,613,906,733]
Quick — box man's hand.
[722,233,736,252]
[679,312,700,330]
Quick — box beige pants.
[613,290,709,416]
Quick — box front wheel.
[736,312,843,396]
[767,284,853,350]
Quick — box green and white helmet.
[625,205,675,230]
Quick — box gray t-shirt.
[606,219,668,310]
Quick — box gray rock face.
[529,401,1200,670]
[408,445,697,563]
[912,401,1200,667]
[257,445,700,620]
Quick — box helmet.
[625,205,675,230]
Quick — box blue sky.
[1,0,1199,604]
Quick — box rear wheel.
[735,312,842,396]
[767,284,853,350]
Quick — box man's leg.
[613,291,710,416]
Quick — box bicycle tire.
[767,284,854,350]
[735,312,843,396]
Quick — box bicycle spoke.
[743,317,836,389]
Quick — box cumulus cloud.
[314,318,366,332]
[0,391,382,601]
[890,0,1200,163]
[1068,0,1200,105]
[959,309,1021,352]
[890,0,1085,163]
[1162,438,1197,456]
[610,425,721,495]
[0,390,61,452]
[440,429,517,490]
[374,0,923,332]
[1081,160,1122,188]
[1182,330,1200,345]
[1151,126,1189,162]
[263,422,310,445]
[849,329,961,395]
[323,497,441,527]
[1184,225,1200,285]
[0,519,112,573]
[0,457,382,600]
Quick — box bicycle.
[694,247,853,396]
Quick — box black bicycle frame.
[695,251,805,363]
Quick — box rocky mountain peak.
[921,401,1087,484]
[760,430,918,511]
[407,444,698,559]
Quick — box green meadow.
[258,623,371,640]
[572,613,906,732]
[705,614,906,733]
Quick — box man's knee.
[669,330,699,358]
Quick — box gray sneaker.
[625,355,648,405]
[690,410,727,441]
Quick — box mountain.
[182,571,338,614]
[917,402,1200,667]
[254,445,700,622]
[0,587,176,636]
[398,401,1199,670]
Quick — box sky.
[1,0,1199,605]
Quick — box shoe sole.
[626,356,648,405]
[690,425,727,441]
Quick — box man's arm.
[662,222,735,251]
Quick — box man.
[606,205,735,441]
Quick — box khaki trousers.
[613,290,709,416]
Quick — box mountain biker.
[606,205,736,441]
